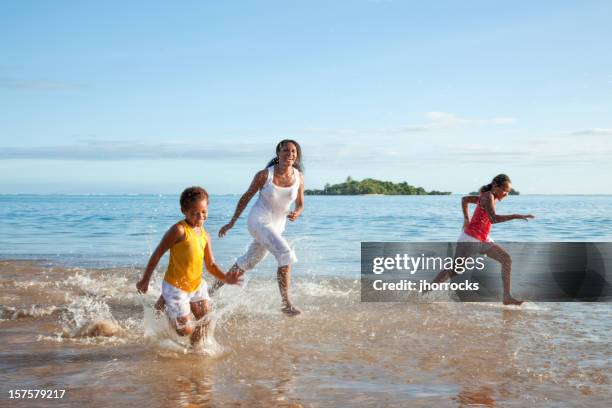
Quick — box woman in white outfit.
[217,140,305,316]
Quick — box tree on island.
[305,177,451,195]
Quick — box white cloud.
[6,125,607,170]
[424,111,516,127]
[433,134,612,166]
[0,140,269,161]
[569,128,612,136]
[297,112,516,136]
[305,131,612,167]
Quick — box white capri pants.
[236,222,297,271]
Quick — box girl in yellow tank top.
[164,220,207,292]
[136,187,242,344]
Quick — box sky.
[1,0,611,194]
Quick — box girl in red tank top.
[430,174,535,305]
[464,194,492,241]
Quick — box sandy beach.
[2,259,610,407]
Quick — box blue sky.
[1,0,611,194]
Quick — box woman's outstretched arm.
[218,169,268,237]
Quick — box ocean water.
[1,194,611,272]
[1,194,611,407]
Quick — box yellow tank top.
[163,220,207,292]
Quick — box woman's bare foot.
[208,279,225,297]
[503,296,523,306]
[281,304,302,316]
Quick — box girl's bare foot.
[503,296,523,306]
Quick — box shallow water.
[1,260,611,407]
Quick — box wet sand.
[1,260,611,407]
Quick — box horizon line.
[2,193,612,197]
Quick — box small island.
[305,177,451,196]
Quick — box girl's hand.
[521,214,535,221]
[287,211,300,221]
[218,222,234,238]
[136,279,149,294]
[463,218,470,231]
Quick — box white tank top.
[248,166,300,231]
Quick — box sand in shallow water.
[1,260,611,407]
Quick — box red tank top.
[464,193,492,241]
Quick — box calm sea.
[1,194,611,273]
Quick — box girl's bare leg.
[174,315,193,337]
[426,242,471,291]
[430,269,457,285]
[277,265,301,316]
[154,295,165,312]
[189,300,210,346]
[484,245,523,305]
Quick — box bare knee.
[502,253,512,266]
[486,246,512,267]
[175,316,193,336]
[176,326,193,336]
[191,300,210,321]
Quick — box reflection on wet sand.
[1,260,611,407]
[456,386,496,407]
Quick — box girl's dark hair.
[180,186,208,209]
[480,174,511,193]
[266,139,304,172]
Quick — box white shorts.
[161,279,210,321]
[454,232,495,274]
[236,223,297,271]
[458,231,494,244]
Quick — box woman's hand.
[287,211,301,222]
[462,218,470,231]
[520,214,535,221]
[218,222,234,238]
[224,269,244,285]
